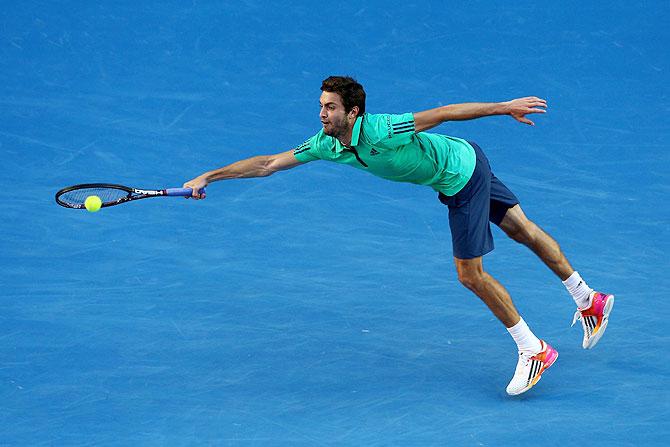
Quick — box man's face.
[319,91,356,139]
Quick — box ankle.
[562,271,593,309]
[507,317,542,353]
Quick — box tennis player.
[183,76,614,395]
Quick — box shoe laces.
[514,351,533,372]
[571,296,593,327]
[571,310,582,327]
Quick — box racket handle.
[165,187,205,197]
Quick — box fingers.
[191,188,205,200]
[182,182,206,200]
[513,97,547,109]
[508,97,547,126]
[522,100,547,110]
[513,115,535,126]
[522,96,547,105]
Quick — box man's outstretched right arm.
[182,149,304,199]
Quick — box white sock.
[562,271,593,309]
[507,317,542,353]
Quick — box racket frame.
[55,183,198,209]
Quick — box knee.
[456,264,485,291]
[506,220,536,245]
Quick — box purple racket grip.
[165,187,206,197]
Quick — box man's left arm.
[413,97,547,132]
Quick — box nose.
[320,107,327,119]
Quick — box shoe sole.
[584,295,615,349]
[507,350,559,396]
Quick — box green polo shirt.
[293,113,476,196]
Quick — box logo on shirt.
[293,140,311,155]
[392,121,415,135]
[369,148,380,156]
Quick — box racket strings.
[58,187,130,206]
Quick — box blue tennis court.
[2,1,668,445]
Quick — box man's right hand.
[182,176,208,199]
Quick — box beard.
[322,115,349,138]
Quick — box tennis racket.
[55,183,205,209]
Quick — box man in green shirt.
[183,76,614,396]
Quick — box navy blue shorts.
[438,141,519,259]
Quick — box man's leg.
[496,204,614,349]
[454,255,558,395]
[440,141,559,394]
[454,256,521,328]
[496,204,573,280]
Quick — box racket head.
[55,183,134,209]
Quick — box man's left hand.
[503,97,547,126]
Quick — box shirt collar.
[350,114,363,146]
[332,114,364,153]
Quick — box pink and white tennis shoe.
[506,340,559,396]
[572,291,615,349]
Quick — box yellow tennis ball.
[84,195,102,212]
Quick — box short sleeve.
[292,134,321,162]
[364,113,416,147]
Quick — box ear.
[348,106,360,119]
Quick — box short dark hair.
[321,76,366,116]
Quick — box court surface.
[1,1,669,445]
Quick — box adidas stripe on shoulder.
[293,140,311,155]
[391,120,415,135]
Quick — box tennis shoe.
[506,340,558,396]
[572,291,614,349]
